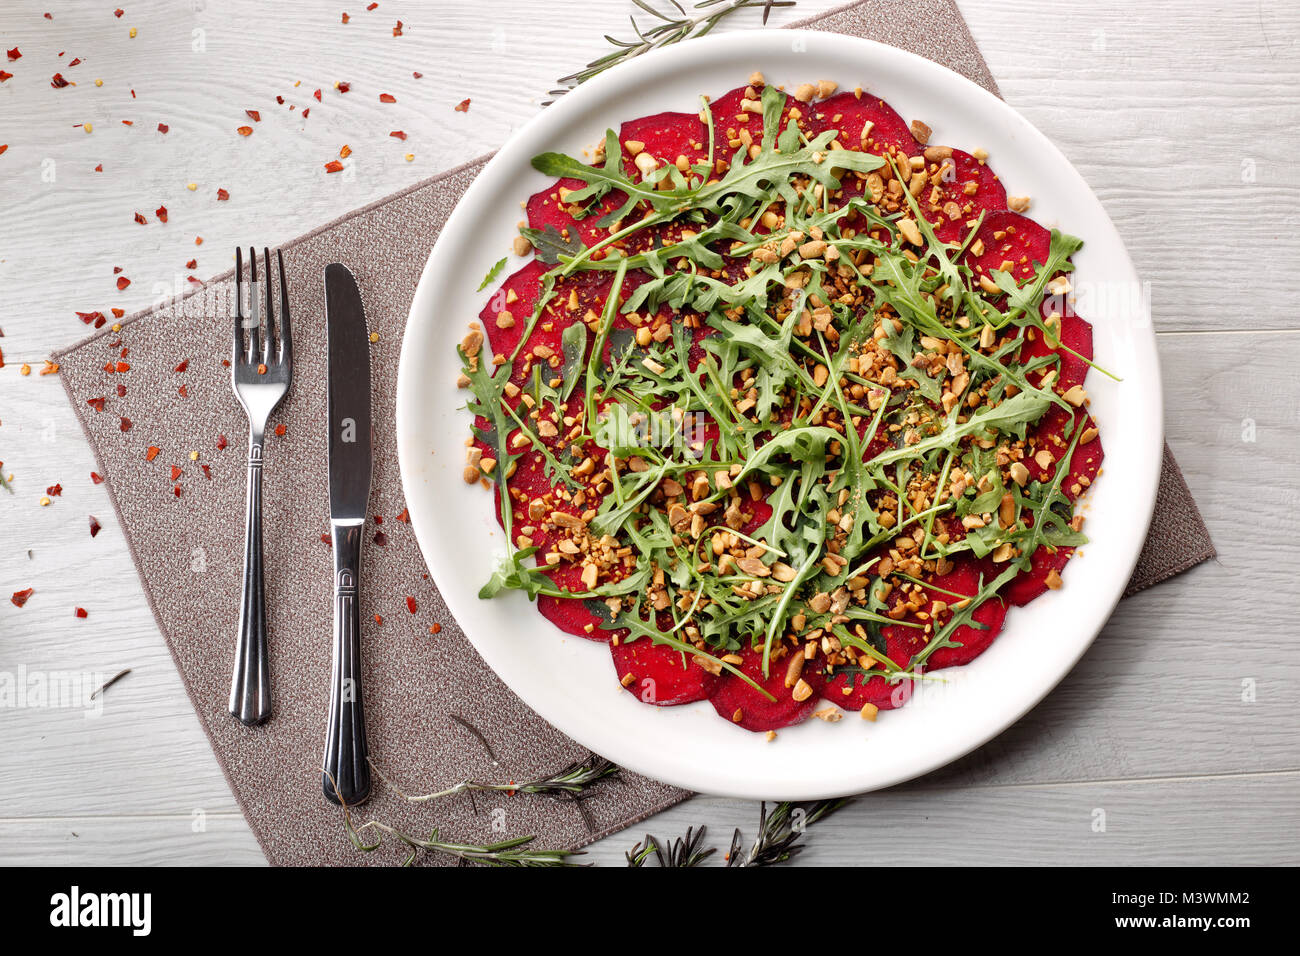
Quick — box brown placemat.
[54,0,1214,866]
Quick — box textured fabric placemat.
[55,0,1214,866]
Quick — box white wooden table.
[2,0,1297,866]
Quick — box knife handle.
[323,519,370,805]
[229,430,272,726]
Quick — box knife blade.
[322,263,373,806]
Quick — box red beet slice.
[618,110,708,179]
[538,592,613,642]
[930,148,1007,243]
[708,643,827,732]
[1020,311,1094,392]
[964,209,1052,286]
[612,637,720,705]
[1003,544,1074,607]
[801,90,920,159]
[1025,407,1104,499]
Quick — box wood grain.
[1,0,1296,865]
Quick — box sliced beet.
[922,560,1009,669]
[618,110,708,179]
[801,90,920,159]
[929,148,1007,243]
[1020,311,1094,392]
[538,592,613,642]
[1003,544,1074,607]
[1025,407,1104,499]
[708,643,827,732]
[611,637,720,705]
[964,209,1052,286]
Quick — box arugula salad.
[456,76,1105,734]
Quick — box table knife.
[322,263,373,806]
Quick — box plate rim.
[396,28,1163,799]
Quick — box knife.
[322,263,373,806]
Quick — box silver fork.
[228,247,293,726]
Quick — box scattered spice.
[274,423,286,436]
[236,125,253,136]
[373,530,388,546]
[379,92,397,103]
[155,205,168,223]
[145,446,160,461]
[75,607,88,618]
[245,109,261,122]
[116,276,130,290]
[90,471,104,484]
[119,416,132,432]
[454,98,471,112]
[406,596,417,614]
[324,160,344,173]
[157,122,168,134]
[89,515,101,537]
[389,130,407,141]
[216,188,229,200]
[11,588,34,608]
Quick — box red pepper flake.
[94,163,103,172]
[134,212,147,225]
[321,532,333,547]
[0,71,13,82]
[87,396,107,411]
[454,98,471,113]
[173,485,182,497]
[275,95,285,105]
[406,595,417,614]
[170,465,182,481]
[186,275,201,285]
[393,20,403,36]
[201,464,211,479]
[6,48,21,61]
[245,109,261,122]
[194,237,203,246]
[366,1,377,8]
[77,310,105,324]
[116,276,130,291]
[395,508,410,522]
[429,622,441,635]
[379,93,396,103]
[113,267,123,275]
[46,483,63,497]
[373,530,388,546]
[157,122,169,134]
[341,12,350,24]
[11,588,34,608]
[69,57,81,67]
[373,614,383,625]
[155,205,167,223]
[91,471,105,484]
[412,71,422,79]
[236,125,253,136]
[216,433,228,450]
[313,88,322,102]
[121,120,134,126]
[389,130,407,141]
[75,607,88,618]
[184,259,196,270]
[274,423,286,436]
[111,307,124,318]
[119,416,132,432]
[216,188,229,201]
[337,81,351,93]
[339,144,352,159]
[114,8,124,17]
[324,160,344,173]
[89,515,101,537]
[374,515,383,525]
[115,361,130,372]
[145,446,160,461]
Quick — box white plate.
[396,30,1162,799]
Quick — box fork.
[228,247,293,726]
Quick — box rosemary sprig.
[627,799,844,866]
[345,810,583,868]
[547,0,796,101]
[727,799,845,867]
[369,753,620,804]
[626,825,717,867]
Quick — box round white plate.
[396,30,1162,800]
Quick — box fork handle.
[229,427,272,725]
[322,519,370,805]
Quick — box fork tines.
[233,246,292,369]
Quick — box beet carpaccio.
[457,74,1103,735]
